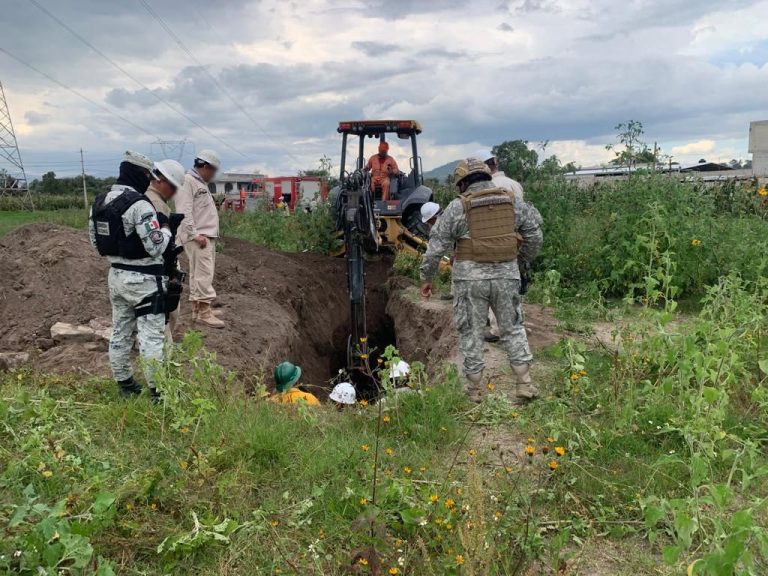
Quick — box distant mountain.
[423,160,460,182]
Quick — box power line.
[138,0,304,167]
[0,47,159,139]
[26,0,248,160]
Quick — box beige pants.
[185,238,217,303]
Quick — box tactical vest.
[91,189,150,259]
[454,187,520,263]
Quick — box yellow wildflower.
[361,444,370,452]
[125,503,134,511]
[386,447,394,456]
[403,466,412,475]
[395,538,404,546]
[555,446,566,457]
[487,382,495,391]
[505,466,513,474]
[358,557,369,566]
[430,494,439,504]
[360,353,369,360]
[360,497,368,505]
[377,357,384,364]
[549,460,559,470]
[444,498,456,509]
[42,470,53,478]
[180,426,190,434]
[525,445,535,456]
[270,519,279,527]
[691,239,702,247]
[383,415,391,423]
[570,373,580,381]
[546,436,555,443]
[527,437,535,443]
[758,187,767,197]
[494,511,502,521]
[419,466,426,473]
[389,569,400,575]
[511,411,519,418]
[150,502,158,511]
[468,448,477,457]
[359,336,368,343]
[359,399,368,407]
[455,554,465,565]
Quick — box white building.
[209,172,265,196]
[749,120,768,177]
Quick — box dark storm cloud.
[2,0,767,174]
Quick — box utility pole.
[80,148,88,209]
[0,81,33,209]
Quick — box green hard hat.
[274,361,302,392]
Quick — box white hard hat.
[420,202,441,223]
[389,360,410,379]
[473,148,495,163]
[329,382,357,405]
[196,149,221,169]
[123,150,154,171]
[153,159,185,189]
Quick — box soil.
[0,224,389,395]
[0,223,562,399]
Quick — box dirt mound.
[387,283,562,373]
[0,224,389,392]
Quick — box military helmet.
[453,157,492,186]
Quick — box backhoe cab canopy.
[337,120,422,136]
[337,120,423,184]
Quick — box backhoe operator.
[365,141,398,200]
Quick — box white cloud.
[671,139,717,156]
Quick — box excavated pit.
[0,224,413,399]
[0,224,563,399]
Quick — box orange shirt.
[269,388,320,405]
[366,154,399,185]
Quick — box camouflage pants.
[108,268,166,388]
[453,278,532,375]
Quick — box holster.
[134,276,166,318]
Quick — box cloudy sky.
[2,0,767,179]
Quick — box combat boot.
[511,364,539,403]
[466,371,485,403]
[117,376,142,397]
[196,303,225,329]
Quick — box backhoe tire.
[402,206,430,241]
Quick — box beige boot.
[465,371,486,403]
[196,302,225,328]
[512,363,539,402]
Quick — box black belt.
[111,263,165,276]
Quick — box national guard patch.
[96,221,110,236]
[149,230,164,244]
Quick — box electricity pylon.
[0,81,33,209]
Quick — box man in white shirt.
[475,149,525,204]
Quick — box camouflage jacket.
[420,181,543,282]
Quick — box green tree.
[606,120,656,171]
[492,140,539,181]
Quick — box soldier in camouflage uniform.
[89,151,172,400]
[420,158,543,403]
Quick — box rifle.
[519,260,532,296]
